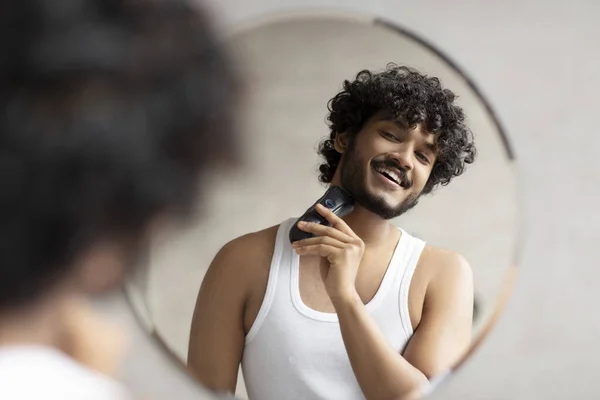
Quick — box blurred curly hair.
[318,64,476,194]
[0,0,239,310]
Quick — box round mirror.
[125,11,519,400]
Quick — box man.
[0,0,239,398]
[188,64,476,400]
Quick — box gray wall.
[118,1,600,400]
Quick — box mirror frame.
[123,8,522,399]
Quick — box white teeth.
[376,167,401,186]
[386,170,400,184]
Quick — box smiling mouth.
[374,166,404,187]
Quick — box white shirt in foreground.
[0,345,132,400]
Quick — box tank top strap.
[394,227,426,338]
[244,217,296,344]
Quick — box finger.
[314,203,356,237]
[292,235,345,249]
[295,243,340,258]
[297,219,353,243]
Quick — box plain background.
[115,1,600,400]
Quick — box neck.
[341,204,394,247]
[0,292,72,349]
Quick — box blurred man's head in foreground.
[0,0,240,313]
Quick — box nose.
[390,145,415,171]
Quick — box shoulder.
[420,245,472,275]
[418,244,473,292]
[203,224,281,297]
[215,224,280,267]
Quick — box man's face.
[338,114,437,220]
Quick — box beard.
[339,145,421,220]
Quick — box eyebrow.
[386,119,438,154]
[423,141,437,154]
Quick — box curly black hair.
[0,0,239,310]
[318,64,476,194]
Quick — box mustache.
[372,159,412,188]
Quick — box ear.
[333,132,349,153]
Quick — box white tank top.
[241,218,426,400]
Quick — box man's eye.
[416,153,430,164]
[382,131,398,141]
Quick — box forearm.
[333,293,429,400]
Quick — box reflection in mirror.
[125,13,519,400]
